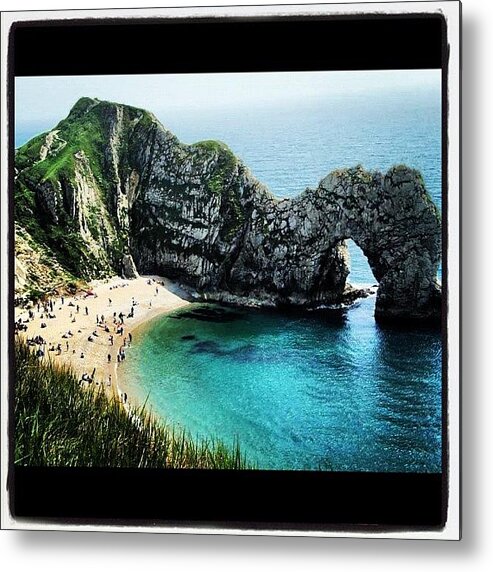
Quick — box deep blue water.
[17,89,442,471]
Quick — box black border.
[11,14,443,76]
[6,9,450,532]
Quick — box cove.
[120,297,441,472]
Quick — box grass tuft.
[14,339,250,469]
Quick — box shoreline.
[14,277,377,417]
[15,275,190,409]
[111,285,379,420]
[110,301,187,413]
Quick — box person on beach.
[108,298,112,306]
[66,341,69,351]
[85,306,88,315]
[108,354,111,363]
[109,335,113,346]
[155,286,158,295]
[107,375,112,387]
[128,332,132,344]
[80,352,84,359]
[76,305,79,313]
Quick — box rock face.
[121,254,139,279]
[14,97,442,322]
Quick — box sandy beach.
[14,275,190,403]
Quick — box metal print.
[0,2,461,538]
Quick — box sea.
[16,89,442,472]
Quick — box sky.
[15,69,441,128]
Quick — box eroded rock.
[14,98,442,322]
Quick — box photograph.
[13,70,443,473]
[1,1,460,539]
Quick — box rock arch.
[15,99,441,323]
[222,165,441,322]
[316,165,441,322]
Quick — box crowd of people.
[14,277,167,405]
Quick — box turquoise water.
[122,301,441,472]
[16,83,442,471]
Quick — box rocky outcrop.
[14,97,441,322]
[121,254,139,279]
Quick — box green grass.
[14,133,47,170]
[16,98,115,194]
[14,339,249,469]
[32,116,103,186]
[189,140,237,194]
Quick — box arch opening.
[346,239,378,288]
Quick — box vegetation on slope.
[188,140,246,241]
[14,99,125,282]
[14,225,82,304]
[190,140,237,196]
[14,340,248,469]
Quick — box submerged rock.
[15,98,441,323]
[173,307,244,323]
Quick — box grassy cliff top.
[16,98,161,183]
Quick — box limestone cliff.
[14,97,442,322]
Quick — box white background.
[1,0,490,568]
